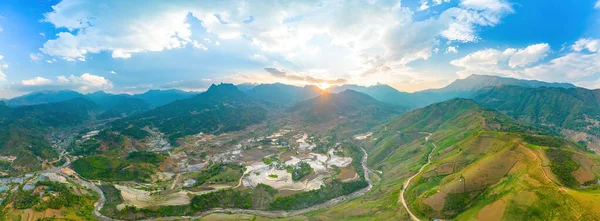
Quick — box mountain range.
[4,89,197,108]
[328,74,576,108]
[111,83,269,144]
[3,74,600,220]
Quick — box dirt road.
[399,133,435,221]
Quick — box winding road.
[399,133,436,221]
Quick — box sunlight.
[317,83,331,90]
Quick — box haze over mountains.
[3,74,600,220]
[328,74,576,108]
[2,74,577,110]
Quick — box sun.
[317,83,331,90]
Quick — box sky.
[0,0,599,98]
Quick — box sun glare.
[317,83,331,90]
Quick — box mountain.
[429,74,575,93]
[0,98,101,173]
[366,98,538,166]
[324,98,599,220]
[411,75,577,107]
[236,83,259,91]
[112,84,268,144]
[86,91,151,119]
[246,83,323,105]
[132,89,198,107]
[329,84,401,99]
[472,85,600,152]
[6,90,84,107]
[11,98,100,127]
[288,90,406,128]
[329,75,577,109]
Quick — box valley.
[2,76,600,220]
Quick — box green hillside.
[112,83,268,144]
[288,90,406,125]
[308,98,600,221]
[473,85,600,152]
[0,98,101,173]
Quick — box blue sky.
[0,0,599,98]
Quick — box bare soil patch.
[572,167,595,185]
[436,162,454,175]
[442,149,522,193]
[424,191,447,211]
[115,184,191,209]
[336,167,358,181]
[477,199,506,221]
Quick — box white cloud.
[447,46,458,53]
[110,71,117,74]
[39,0,514,84]
[0,55,6,81]
[451,48,506,78]
[524,52,600,80]
[419,0,451,11]
[39,33,46,37]
[63,73,113,91]
[250,54,268,62]
[14,74,113,93]
[505,43,550,68]
[451,43,550,78]
[191,40,208,50]
[573,38,600,53]
[264,67,347,85]
[42,0,196,61]
[440,0,514,42]
[46,58,57,64]
[596,0,600,9]
[452,40,600,84]
[22,77,52,86]
[57,76,69,83]
[29,53,43,61]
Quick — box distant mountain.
[6,90,84,107]
[246,83,323,105]
[328,84,401,99]
[428,74,575,93]
[288,90,406,127]
[132,89,198,107]
[328,84,418,107]
[329,75,576,109]
[472,85,600,152]
[236,83,259,91]
[0,98,101,172]
[86,91,151,119]
[11,98,101,127]
[112,84,267,144]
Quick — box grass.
[545,148,579,187]
[71,156,155,182]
